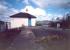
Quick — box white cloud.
[0,3,19,22]
[20,5,64,21]
[9,8,19,15]
[46,13,63,21]
[34,8,46,16]
[31,0,48,8]
[0,0,67,21]
[0,4,19,16]
[20,5,46,16]
[31,0,70,8]
[20,5,47,21]
[22,0,29,5]
[21,0,70,8]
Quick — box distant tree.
[36,22,42,26]
[66,13,70,22]
[60,13,70,28]
[56,17,60,20]
[51,17,55,21]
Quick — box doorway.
[28,18,31,26]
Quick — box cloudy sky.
[0,0,70,21]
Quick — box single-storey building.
[10,12,36,28]
[0,21,9,32]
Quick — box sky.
[0,0,70,21]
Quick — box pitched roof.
[10,12,36,18]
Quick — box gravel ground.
[0,27,69,50]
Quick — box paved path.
[6,30,44,50]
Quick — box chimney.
[26,8,28,13]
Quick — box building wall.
[31,18,36,26]
[10,18,36,28]
[0,24,5,32]
[0,22,8,32]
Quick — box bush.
[36,23,42,26]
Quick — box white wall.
[10,18,36,28]
[31,18,36,26]
[10,18,28,28]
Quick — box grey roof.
[10,12,36,18]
